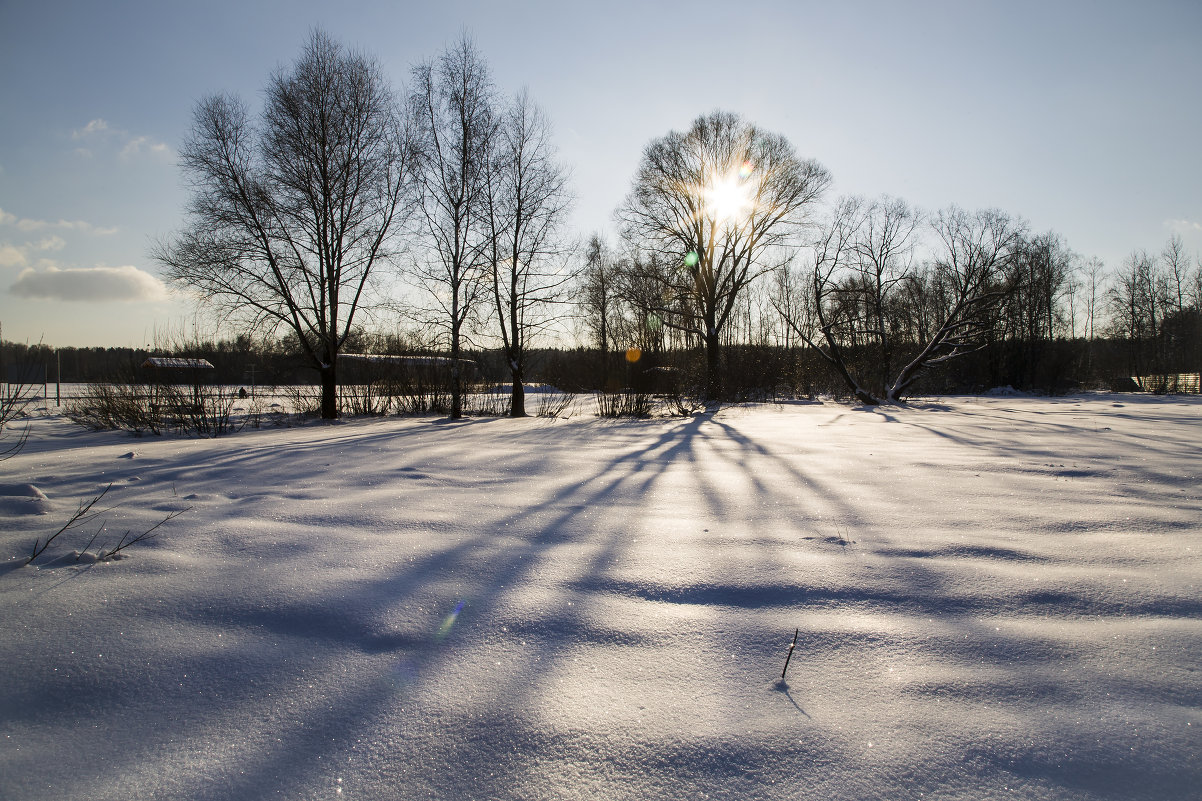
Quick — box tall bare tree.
[579,234,622,385]
[1107,250,1163,380]
[408,35,497,419]
[997,231,1075,387]
[484,89,573,416]
[617,111,831,399]
[778,204,1023,403]
[1193,255,1202,312]
[157,30,410,419]
[1080,255,1107,374]
[775,196,870,401]
[1161,234,1191,316]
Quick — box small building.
[338,354,479,386]
[141,357,216,370]
[141,357,216,388]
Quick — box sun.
[703,165,755,225]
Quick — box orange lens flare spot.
[625,347,642,363]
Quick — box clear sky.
[1,0,1199,347]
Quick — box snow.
[1,395,1200,800]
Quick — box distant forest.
[2,307,1198,402]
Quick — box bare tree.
[408,35,498,419]
[615,251,675,355]
[1081,256,1107,374]
[1107,250,1163,380]
[1107,239,1200,388]
[997,231,1075,387]
[484,89,573,416]
[1193,255,1202,311]
[775,195,873,402]
[778,204,1023,403]
[774,196,922,403]
[579,234,621,386]
[1162,234,1191,316]
[617,111,831,399]
[1082,257,1107,341]
[157,30,411,419]
[887,207,1023,399]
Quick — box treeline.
[0,328,1195,401]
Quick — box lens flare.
[646,313,662,332]
[738,160,754,180]
[625,347,642,363]
[436,600,465,641]
[684,251,699,267]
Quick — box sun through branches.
[618,111,831,399]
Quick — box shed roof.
[142,357,215,369]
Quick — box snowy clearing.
[1,395,1200,800]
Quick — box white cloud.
[0,237,61,269]
[120,135,171,160]
[68,117,170,161]
[72,118,109,139]
[34,236,66,252]
[0,207,118,235]
[0,243,26,268]
[1164,218,1202,233]
[10,264,168,302]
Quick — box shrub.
[595,388,654,418]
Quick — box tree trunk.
[704,328,721,401]
[510,375,526,417]
[320,363,338,419]
[450,357,462,420]
[449,311,464,419]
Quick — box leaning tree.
[157,30,411,419]
[778,204,1024,403]
[617,111,831,400]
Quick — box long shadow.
[772,679,812,718]
[44,413,718,799]
[10,401,1202,800]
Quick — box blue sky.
[2,0,1200,347]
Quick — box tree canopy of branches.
[995,231,1075,388]
[775,196,920,402]
[579,234,623,387]
[617,111,831,400]
[779,203,1024,404]
[484,89,573,417]
[407,35,498,419]
[157,30,411,419]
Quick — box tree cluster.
[146,30,1200,414]
[157,31,572,419]
[589,192,1201,402]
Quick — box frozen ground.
[1,395,1199,800]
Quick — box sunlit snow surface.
[2,395,1199,800]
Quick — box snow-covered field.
[1,395,1199,800]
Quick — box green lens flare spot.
[684,251,699,267]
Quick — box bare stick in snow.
[781,628,799,680]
